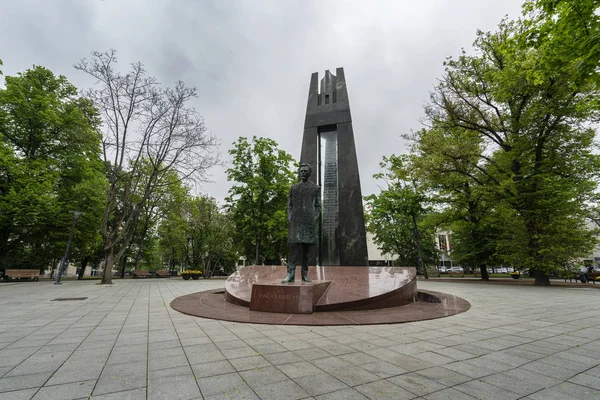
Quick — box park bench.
[448,272,465,278]
[154,270,170,278]
[132,270,152,278]
[3,269,43,281]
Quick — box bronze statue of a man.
[283,163,321,283]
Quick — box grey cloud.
[0,0,525,202]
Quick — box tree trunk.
[101,249,115,284]
[411,213,428,279]
[255,230,260,266]
[479,264,489,281]
[78,257,89,280]
[533,269,550,286]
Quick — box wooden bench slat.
[132,270,152,278]
[4,269,43,281]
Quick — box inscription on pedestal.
[249,281,332,314]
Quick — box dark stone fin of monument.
[300,68,368,266]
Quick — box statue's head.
[299,163,312,182]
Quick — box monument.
[283,163,320,283]
[170,69,471,324]
[299,68,368,266]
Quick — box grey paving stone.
[569,371,600,390]
[411,351,455,366]
[520,359,580,380]
[277,361,322,378]
[244,337,276,347]
[89,387,146,400]
[354,379,417,400]
[293,348,332,361]
[263,351,303,365]
[314,387,369,400]
[453,379,521,400]
[319,344,354,356]
[0,348,38,368]
[185,349,226,364]
[228,355,271,371]
[323,364,379,386]
[197,372,251,397]
[205,388,260,400]
[364,348,434,371]
[93,361,147,395]
[415,366,471,386]
[4,360,65,377]
[481,367,562,396]
[221,346,260,359]
[360,361,409,378]
[252,379,309,400]
[192,360,235,378]
[251,343,287,355]
[526,381,600,399]
[430,347,474,361]
[294,372,349,396]
[444,358,513,379]
[0,388,38,400]
[239,366,289,389]
[148,371,201,400]
[148,354,188,371]
[0,372,52,393]
[106,347,148,365]
[339,352,380,366]
[31,379,95,400]
[4,278,600,400]
[387,372,447,397]
[424,387,478,399]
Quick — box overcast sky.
[1,0,525,203]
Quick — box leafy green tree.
[186,196,237,277]
[422,15,600,285]
[523,0,600,88]
[75,50,219,284]
[225,136,296,265]
[365,155,438,277]
[412,126,509,280]
[0,66,106,272]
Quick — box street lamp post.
[55,211,83,285]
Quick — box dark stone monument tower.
[300,68,368,266]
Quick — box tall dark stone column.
[300,68,368,266]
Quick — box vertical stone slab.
[300,68,368,266]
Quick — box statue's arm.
[287,189,293,222]
[314,186,321,220]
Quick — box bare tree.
[75,50,219,284]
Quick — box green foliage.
[0,66,106,271]
[225,136,296,265]
[418,9,600,284]
[76,50,218,284]
[186,196,237,276]
[157,193,237,276]
[365,155,438,274]
[523,0,600,88]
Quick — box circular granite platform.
[170,289,470,326]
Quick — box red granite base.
[170,289,470,326]
[226,266,419,312]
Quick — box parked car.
[449,266,464,273]
[438,266,448,273]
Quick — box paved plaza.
[1,279,600,400]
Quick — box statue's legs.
[301,243,312,282]
[282,244,297,283]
